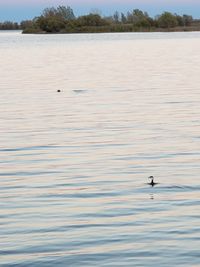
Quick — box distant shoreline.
[22,25,200,34]
[1,5,200,35]
[2,27,200,34]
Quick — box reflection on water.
[0,31,200,266]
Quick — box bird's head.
[148,176,154,182]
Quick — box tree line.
[0,6,197,33]
[0,21,20,30]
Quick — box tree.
[42,6,75,21]
[126,9,152,28]
[57,6,75,21]
[0,21,19,30]
[126,11,132,23]
[175,14,184,26]
[42,7,57,18]
[113,11,120,23]
[20,20,34,30]
[182,14,193,26]
[36,16,65,32]
[132,9,145,23]
[157,12,178,28]
[34,5,75,32]
[76,14,108,27]
[121,13,127,24]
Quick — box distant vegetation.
[1,6,200,33]
[0,21,20,30]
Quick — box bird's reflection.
[149,193,154,200]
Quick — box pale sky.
[0,0,199,22]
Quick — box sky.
[0,0,200,22]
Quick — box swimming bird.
[148,176,157,187]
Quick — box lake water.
[0,31,200,266]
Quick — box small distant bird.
[148,176,157,187]
[57,89,61,92]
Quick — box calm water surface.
[0,31,200,266]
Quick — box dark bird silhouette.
[148,176,157,187]
[57,89,61,92]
